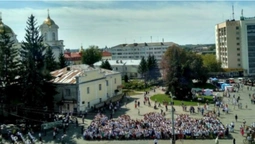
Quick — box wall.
[77,70,122,112]
[54,84,78,113]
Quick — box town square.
[1,1,255,144]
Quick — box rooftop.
[64,52,82,60]
[94,59,141,66]
[50,64,119,84]
[111,42,177,49]
[102,51,112,57]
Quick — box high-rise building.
[215,15,255,76]
[39,10,64,62]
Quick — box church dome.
[0,18,14,34]
[43,16,55,26]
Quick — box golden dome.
[43,16,55,26]
[0,20,14,34]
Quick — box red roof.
[64,52,82,61]
[102,51,112,57]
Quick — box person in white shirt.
[154,138,158,144]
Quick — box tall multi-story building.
[215,20,241,69]
[107,42,177,64]
[240,17,255,75]
[215,15,255,76]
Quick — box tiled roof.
[64,52,82,60]
[50,64,119,84]
[102,51,112,57]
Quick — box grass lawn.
[193,83,217,89]
[123,89,143,96]
[127,91,142,96]
[150,94,214,106]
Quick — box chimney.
[116,60,119,63]
[67,67,71,71]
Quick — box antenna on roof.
[241,9,243,17]
[162,38,164,43]
[232,4,235,20]
[150,36,152,43]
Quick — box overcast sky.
[0,1,255,49]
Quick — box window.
[87,102,90,108]
[236,37,239,40]
[237,43,240,45]
[99,98,102,102]
[87,87,90,94]
[237,58,240,61]
[114,78,116,84]
[106,80,109,86]
[237,53,240,56]
[65,89,70,97]
[116,67,118,71]
[52,32,55,41]
[238,64,241,66]
[99,84,102,91]
[236,26,239,30]
[67,104,70,110]
[237,48,240,51]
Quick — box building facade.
[215,20,241,69]
[215,15,255,76]
[240,17,255,75]
[107,42,177,64]
[50,65,122,113]
[102,51,112,60]
[64,47,83,65]
[39,11,64,62]
[94,60,141,79]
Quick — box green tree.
[45,47,58,71]
[100,60,105,68]
[138,56,147,79]
[104,60,112,70]
[20,14,55,111]
[0,30,21,106]
[147,55,161,81]
[124,74,129,83]
[100,60,112,70]
[58,51,67,68]
[201,54,222,72]
[82,45,102,67]
[161,45,208,99]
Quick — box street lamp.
[170,92,175,144]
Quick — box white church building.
[0,11,64,61]
[39,10,64,61]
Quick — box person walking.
[154,138,158,144]
[215,136,219,144]
[38,132,42,142]
[82,115,84,124]
[235,114,238,122]
[233,138,235,144]
[53,131,56,139]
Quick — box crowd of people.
[83,112,226,140]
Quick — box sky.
[0,1,255,49]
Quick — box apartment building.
[107,42,177,64]
[215,15,255,76]
[215,20,241,68]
